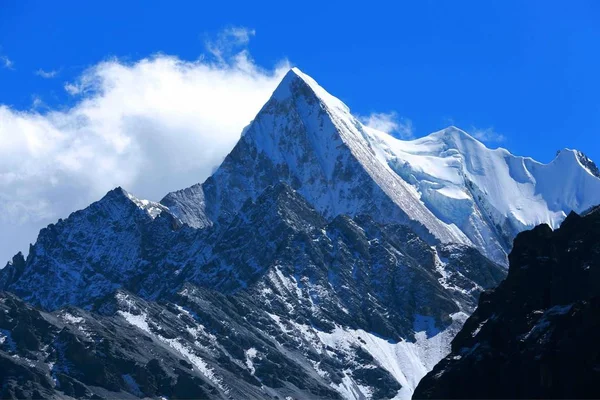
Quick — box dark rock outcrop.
[414,207,600,399]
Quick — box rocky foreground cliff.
[414,206,600,399]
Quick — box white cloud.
[0,28,289,263]
[470,127,505,143]
[1,55,13,69]
[63,82,81,95]
[63,82,82,95]
[31,95,44,109]
[205,26,256,63]
[360,111,414,139]
[35,68,58,78]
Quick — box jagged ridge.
[0,183,505,399]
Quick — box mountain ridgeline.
[1,68,599,400]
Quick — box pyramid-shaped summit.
[161,67,469,247]
[161,68,600,265]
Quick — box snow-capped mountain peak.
[366,124,600,264]
[161,68,600,265]
[162,67,471,250]
[120,187,171,219]
[101,186,169,219]
[273,67,350,114]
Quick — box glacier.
[366,126,600,264]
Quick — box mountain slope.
[414,207,600,399]
[0,188,203,310]
[162,68,600,265]
[161,68,470,248]
[0,183,505,399]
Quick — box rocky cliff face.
[0,183,506,399]
[0,187,204,310]
[414,207,600,399]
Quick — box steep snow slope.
[367,127,600,263]
[163,68,600,265]
[162,68,470,247]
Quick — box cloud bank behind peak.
[0,28,289,263]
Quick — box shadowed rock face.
[0,184,505,399]
[0,187,205,310]
[414,207,600,399]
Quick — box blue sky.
[0,0,599,263]
[2,0,599,161]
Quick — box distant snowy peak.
[101,187,170,219]
[366,125,600,263]
[120,187,172,219]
